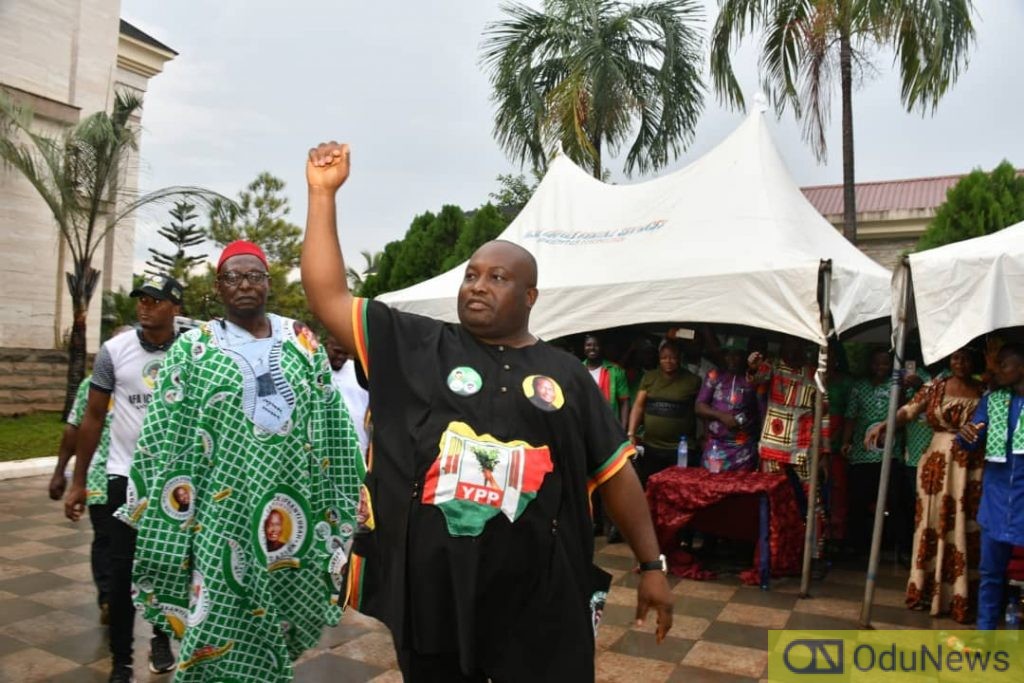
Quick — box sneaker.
[99,601,110,625]
[149,634,175,674]
[109,664,134,683]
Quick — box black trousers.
[891,464,917,554]
[105,476,167,664]
[634,446,677,489]
[87,499,113,605]
[397,651,492,683]
[846,462,882,554]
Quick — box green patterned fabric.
[985,388,1024,463]
[117,316,363,682]
[846,379,902,465]
[904,369,933,467]
[67,376,114,505]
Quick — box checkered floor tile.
[0,475,964,682]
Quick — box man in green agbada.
[118,240,363,682]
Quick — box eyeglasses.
[218,271,270,286]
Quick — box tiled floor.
[0,475,964,682]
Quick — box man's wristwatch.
[638,554,667,573]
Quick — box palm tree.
[0,91,223,415]
[710,0,975,243]
[347,250,383,295]
[482,0,706,179]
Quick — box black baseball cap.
[130,274,184,305]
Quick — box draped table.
[645,468,804,588]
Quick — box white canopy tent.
[380,108,892,343]
[910,222,1024,364]
[861,222,1024,626]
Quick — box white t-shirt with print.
[90,331,167,477]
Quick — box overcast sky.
[122,0,1024,273]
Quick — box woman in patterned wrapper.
[865,347,983,622]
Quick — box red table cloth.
[646,467,804,585]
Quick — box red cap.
[217,240,269,272]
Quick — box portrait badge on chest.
[447,366,483,396]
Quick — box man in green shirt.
[583,334,630,427]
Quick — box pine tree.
[146,200,207,279]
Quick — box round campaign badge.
[142,359,163,390]
[197,428,214,460]
[328,547,348,590]
[160,474,195,524]
[522,374,565,412]
[254,487,311,571]
[447,366,483,396]
[187,570,210,627]
[221,539,248,596]
[208,391,232,407]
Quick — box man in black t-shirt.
[302,142,673,682]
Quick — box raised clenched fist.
[306,141,350,193]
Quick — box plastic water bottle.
[708,443,725,473]
[1007,590,1022,628]
[676,435,689,468]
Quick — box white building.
[0,1,176,353]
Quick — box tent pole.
[859,256,911,627]
[800,260,832,597]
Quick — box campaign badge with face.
[142,359,163,391]
[253,487,312,571]
[447,366,483,396]
[523,374,565,412]
[160,474,195,525]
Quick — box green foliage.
[181,265,219,321]
[391,206,465,290]
[360,203,511,298]
[207,173,301,267]
[710,0,975,161]
[441,205,510,271]
[916,161,1024,251]
[490,172,540,211]
[203,173,311,323]
[347,250,383,295]
[482,0,705,178]
[146,200,207,280]
[100,274,142,340]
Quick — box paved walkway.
[0,474,962,682]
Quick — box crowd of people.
[574,327,1024,630]
[43,140,1023,683]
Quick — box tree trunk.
[63,302,88,418]
[839,16,857,243]
[62,261,100,417]
[591,134,602,180]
